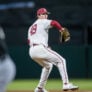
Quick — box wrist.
[59,27,64,32]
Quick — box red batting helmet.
[37,8,50,15]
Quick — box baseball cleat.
[34,87,48,92]
[62,83,79,91]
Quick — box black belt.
[32,44,39,46]
[32,44,47,48]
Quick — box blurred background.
[0,0,92,79]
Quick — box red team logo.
[30,24,37,35]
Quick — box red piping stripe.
[44,46,68,83]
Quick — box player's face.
[38,13,48,19]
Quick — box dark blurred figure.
[0,26,16,92]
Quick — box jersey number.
[30,24,37,35]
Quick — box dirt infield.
[8,90,92,92]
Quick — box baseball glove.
[60,27,70,42]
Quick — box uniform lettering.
[30,24,37,35]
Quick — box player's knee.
[58,58,66,65]
[45,63,53,70]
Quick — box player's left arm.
[50,20,63,30]
[50,20,70,42]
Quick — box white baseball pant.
[29,44,69,88]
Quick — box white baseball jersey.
[28,19,52,47]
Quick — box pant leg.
[33,58,53,88]
[29,45,69,85]
[43,47,69,84]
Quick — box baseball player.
[0,26,16,92]
[27,8,78,92]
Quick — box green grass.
[8,79,92,90]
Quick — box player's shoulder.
[41,19,52,24]
[43,19,51,21]
[37,19,50,22]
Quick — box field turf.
[7,79,92,92]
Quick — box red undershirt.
[50,20,62,31]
